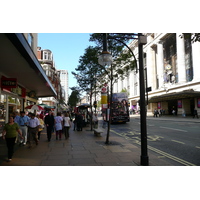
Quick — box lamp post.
[138,33,149,166]
[98,33,149,165]
[98,33,113,144]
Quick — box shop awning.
[148,90,200,103]
[0,33,57,97]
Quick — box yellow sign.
[101,94,107,104]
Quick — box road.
[110,115,200,166]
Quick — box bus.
[103,93,130,123]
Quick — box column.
[176,33,186,83]
[147,46,156,90]
[157,41,164,88]
[192,40,200,82]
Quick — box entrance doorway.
[168,99,177,115]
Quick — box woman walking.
[63,113,71,139]
[2,116,23,162]
[36,114,44,140]
[54,112,63,140]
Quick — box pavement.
[0,114,199,166]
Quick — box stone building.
[114,33,200,116]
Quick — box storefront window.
[0,94,6,134]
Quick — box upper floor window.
[27,33,33,49]
[43,51,52,60]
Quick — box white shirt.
[63,117,70,127]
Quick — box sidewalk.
[131,113,200,123]
[0,115,198,166]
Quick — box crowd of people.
[2,110,99,162]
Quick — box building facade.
[0,33,57,135]
[58,69,69,104]
[114,33,200,116]
[37,47,67,113]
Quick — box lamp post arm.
[107,37,138,72]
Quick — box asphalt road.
[110,116,200,166]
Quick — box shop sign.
[1,76,17,89]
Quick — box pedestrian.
[44,111,55,142]
[27,113,40,148]
[51,112,55,134]
[2,116,23,162]
[73,113,77,131]
[76,113,83,131]
[92,113,98,129]
[18,111,29,146]
[36,114,44,140]
[63,113,71,139]
[193,109,199,119]
[153,108,158,117]
[13,111,20,143]
[39,111,44,120]
[54,112,63,140]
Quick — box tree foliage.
[68,87,80,107]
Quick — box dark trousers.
[5,137,16,159]
[47,126,53,141]
[63,126,70,138]
[77,122,82,131]
[38,131,42,140]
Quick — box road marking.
[148,145,196,166]
[160,126,188,132]
[111,129,196,166]
[196,146,200,149]
[171,140,185,144]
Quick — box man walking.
[44,111,55,141]
[19,111,29,146]
[27,113,40,148]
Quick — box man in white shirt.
[27,113,40,148]
[19,111,29,146]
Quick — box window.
[28,33,33,49]
[184,35,193,82]
[43,51,52,60]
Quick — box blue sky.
[38,33,95,95]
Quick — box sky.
[38,33,96,95]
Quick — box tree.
[72,46,102,130]
[68,87,81,109]
[90,33,137,144]
[180,33,200,42]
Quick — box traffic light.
[93,101,97,108]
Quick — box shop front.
[148,90,200,116]
[0,33,57,136]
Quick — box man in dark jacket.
[44,111,55,141]
[76,113,83,131]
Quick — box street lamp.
[98,33,113,66]
[98,33,149,165]
[98,51,113,67]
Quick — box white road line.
[171,140,185,144]
[160,126,188,132]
